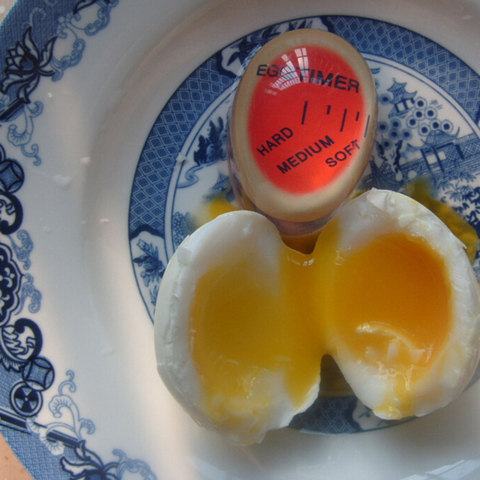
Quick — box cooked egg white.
[155,211,319,445]
[154,189,480,445]
[318,189,480,419]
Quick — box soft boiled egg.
[154,188,480,445]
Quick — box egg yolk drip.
[190,220,453,432]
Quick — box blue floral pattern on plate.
[0,1,158,479]
[129,15,480,434]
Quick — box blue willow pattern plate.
[0,1,158,479]
[129,15,480,434]
[1,1,480,479]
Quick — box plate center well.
[129,15,480,434]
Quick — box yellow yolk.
[195,194,238,227]
[190,256,320,433]
[207,194,238,218]
[189,219,453,428]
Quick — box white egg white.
[332,189,480,419]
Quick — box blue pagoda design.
[388,79,417,118]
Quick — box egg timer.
[228,28,378,237]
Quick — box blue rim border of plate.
[0,1,158,479]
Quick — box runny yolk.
[189,221,452,431]
[190,255,320,431]
[317,223,453,418]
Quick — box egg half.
[154,189,480,445]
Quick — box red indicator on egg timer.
[228,29,377,238]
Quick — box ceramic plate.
[2,0,480,479]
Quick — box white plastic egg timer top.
[228,28,378,236]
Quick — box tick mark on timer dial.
[301,100,309,125]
